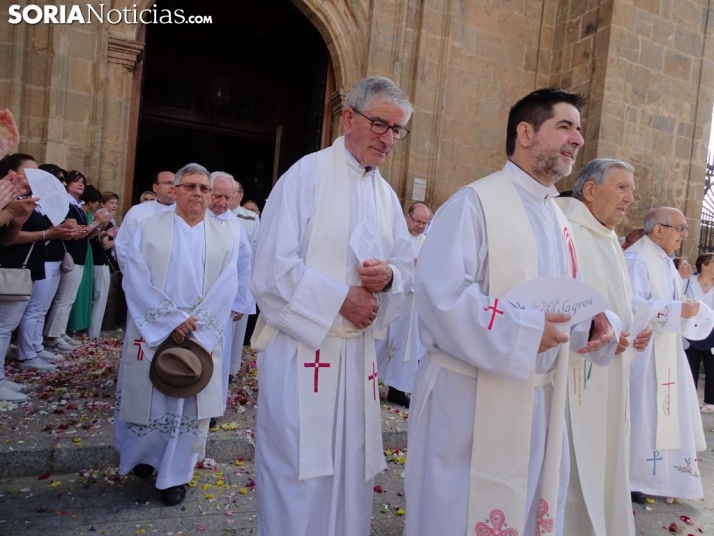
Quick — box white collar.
[504,160,560,201]
[207,208,236,221]
[345,147,377,177]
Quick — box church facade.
[1,0,712,257]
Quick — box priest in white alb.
[556,158,652,536]
[206,171,253,410]
[375,201,431,407]
[114,163,237,507]
[404,89,618,536]
[250,76,414,536]
[227,177,259,369]
[625,207,706,502]
[114,170,176,271]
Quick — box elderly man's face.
[343,98,408,169]
[651,210,689,255]
[583,167,635,230]
[210,178,233,215]
[229,187,243,211]
[406,204,431,236]
[175,172,211,219]
[152,171,176,204]
[140,192,155,203]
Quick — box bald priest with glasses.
[249,76,415,536]
[114,163,238,507]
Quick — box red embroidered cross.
[134,337,144,361]
[368,362,378,401]
[657,311,667,319]
[661,367,675,416]
[303,350,330,393]
[563,227,578,278]
[536,498,554,534]
[474,508,519,536]
[483,298,504,331]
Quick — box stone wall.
[0,0,711,258]
[0,0,143,198]
[598,0,714,258]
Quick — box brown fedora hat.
[149,338,213,398]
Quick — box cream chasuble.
[428,170,577,535]
[115,199,175,272]
[252,136,395,482]
[120,210,235,425]
[557,196,635,536]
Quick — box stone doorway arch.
[104,0,365,214]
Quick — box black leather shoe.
[387,387,410,408]
[631,491,649,504]
[160,484,187,506]
[209,417,217,428]
[132,463,154,480]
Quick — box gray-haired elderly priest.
[250,76,414,536]
[625,207,706,504]
[113,163,238,507]
[556,158,652,536]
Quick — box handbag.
[61,241,75,274]
[0,243,34,301]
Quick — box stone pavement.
[1,408,713,535]
[0,333,712,535]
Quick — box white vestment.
[250,138,413,536]
[233,205,260,251]
[626,236,706,499]
[113,211,237,490]
[404,162,616,536]
[376,233,425,392]
[115,200,175,271]
[206,209,253,411]
[231,206,260,369]
[557,197,635,536]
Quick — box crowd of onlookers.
[672,253,714,413]
[0,151,121,402]
[0,99,264,406]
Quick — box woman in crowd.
[0,154,65,400]
[674,257,694,294]
[67,185,104,334]
[16,164,76,374]
[89,191,120,339]
[685,253,714,413]
[44,171,110,352]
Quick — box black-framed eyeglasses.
[408,213,430,226]
[352,108,410,140]
[659,223,688,232]
[176,183,212,194]
[155,180,175,187]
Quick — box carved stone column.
[95,34,144,206]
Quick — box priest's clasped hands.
[173,316,198,344]
[340,259,393,329]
